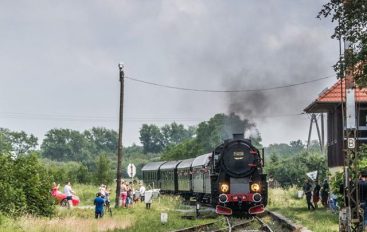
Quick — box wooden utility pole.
[115,63,125,208]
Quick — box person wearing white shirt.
[64,181,75,209]
[139,184,146,202]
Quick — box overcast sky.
[0,0,339,147]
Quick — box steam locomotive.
[141,134,268,216]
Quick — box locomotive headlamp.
[251,183,260,192]
[220,183,229,193]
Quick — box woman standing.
[121,181,128,208]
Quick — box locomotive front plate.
[233,151,244,160]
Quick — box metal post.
[343,77,362,231]
[307,114,314,150]
[314,115,323,153]
[321,113,325,152]
[131,164,133,184]
[115,63,125,208]
[196,202,200,218]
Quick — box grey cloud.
[0,0,337,146]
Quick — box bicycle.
[104,199,112,217]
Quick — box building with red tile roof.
[304,75,367,167]
[305,77,367,113]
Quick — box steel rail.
[254,216,274,232]
[212,217,255,232]
[171,219,223,232]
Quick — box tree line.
[0,112,330,217]
[142,113,261,161]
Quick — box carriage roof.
[160,160,182,170]
[141,161,166,171]
[177,158,195,169]
[192,153,211,168]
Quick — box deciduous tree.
[139,124,164,153]
[0,128,38,156]
[84,127,118,156]
[41,129,90,162]
[318,0,367,85]
[94,154,113,185]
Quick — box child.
[94,192,105,219]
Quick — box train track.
[172,215,274,232]
[172,208,307,232]
[171,219,222,232]
[254,215,274,232]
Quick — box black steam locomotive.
[141,134,268,216]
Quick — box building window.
[359,109,367,127]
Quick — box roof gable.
[316,77,367,103]
[304,75,367,113]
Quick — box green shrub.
[42,159,93,184]
[0,153,54,217]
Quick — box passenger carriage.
[177,158,195,199]
[159,160,182,194]
[191,153,212,203]
[141,161,166,189]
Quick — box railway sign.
[127,163,136,178]
[306,170,317,181]
[348,138,355,149]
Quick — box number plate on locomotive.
[233,151,244,160]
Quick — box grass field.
[0,184,341,232]
[0,184,217,232]
[268,187,339,232]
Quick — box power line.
[0,111,306,122]
[125,75,335,93]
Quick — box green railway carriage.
[160,160,182,193]
[142,161,166,189]
[191,153,212,195]
[177,158,195,194]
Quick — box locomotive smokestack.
[233,133,244,140]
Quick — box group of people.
[120,180,146,208]
[51,181,76,209]
[51,180,149,219]
[94,184,111,219]
[303,179,330,210]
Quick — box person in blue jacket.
[94,192,105,219]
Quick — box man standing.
[94,192,105,219]
[321,179,330,207]
[64,181,75,209]
[139,184,146,202]
[303,179,315,210]
[313,180,321,209]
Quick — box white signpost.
[348,138,355,149]
[127,163,136,182]
[306,170,318,181]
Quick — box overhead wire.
[0,111,306,122]
[0,74,332,123]
[125,75,335,93]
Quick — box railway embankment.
[268,187,338,232]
